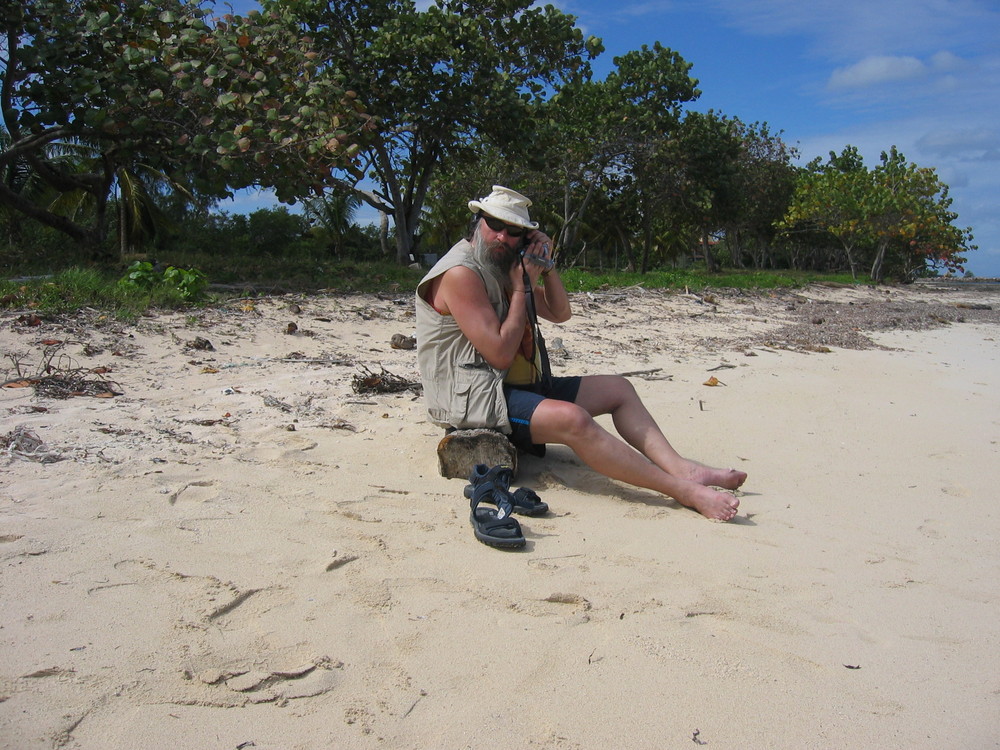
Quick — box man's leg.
[573,375,747,490]
[527,396,740,521]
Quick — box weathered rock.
[437,428,516,479]
[390,333,416,349]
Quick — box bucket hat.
[468,185,539,230]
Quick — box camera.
[520,242,554,270]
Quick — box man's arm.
[431,265,530,370]
[532,268,571,324]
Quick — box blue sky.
[224,0,1000,277]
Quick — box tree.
[1,0,371,259]
[780,146,974,281]
[780,147,876,279]
[278,0,599,263]
[608,44,702,272]
[529,42,698,268]
[302,190,361,258]
[867,146,972,281]
[246,206,308,256]
[718,118,798,269]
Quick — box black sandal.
[464,464,549,517]
[469,481,525,549]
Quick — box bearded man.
[415,186,745,523]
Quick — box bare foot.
[680,460,747,491]
[673,482,740,522]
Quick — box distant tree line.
[1,0,975,282]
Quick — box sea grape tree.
[1,0,371,257]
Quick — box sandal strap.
[469,480,514,519]
[478,512,519,534]
[468,463,512,492]
[511,487,541,504]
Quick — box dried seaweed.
[2,342,122,399]
[351,365,421,395]
[2,425,65,463]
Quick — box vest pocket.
[451,364,510,432]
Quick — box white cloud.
[708,0,998,61]
[917,128,1000,159]
[828,55,926,89]
[615,0,677,17]
[929,50,964,72]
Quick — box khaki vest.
[415,240,511,432]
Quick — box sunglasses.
[480,214,527,237]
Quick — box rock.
[390,333,416,350]
[437,428,517,479]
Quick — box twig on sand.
[3,343,121,399]
[619,368,672,380]
[351,365,421,395]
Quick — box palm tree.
[111,163,196,259]
[302,190,362,258]
[2,126,195,261]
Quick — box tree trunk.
[702,228,719,272]
[118,199,129,260]
[379,211,391,258]
[842,242,858,280]
[870,240,888,283]
[640,220,653,274]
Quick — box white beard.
[472,225,519,279]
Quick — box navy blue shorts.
[504,376,582,455]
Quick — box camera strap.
[522,269,553,390]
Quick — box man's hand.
[519,230,554,285]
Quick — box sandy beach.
[2,281,998,749]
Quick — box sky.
[223,0,1000,277]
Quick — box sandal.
[469,482,525,549]
[464,464,549,517]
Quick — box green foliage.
[246,207,309,255]
[121,260,161,289]
[0,267,187,317]
[520,42,700,262]
[119,261,207,300]
[558,267,861,292]
[1,0,372,255]
[780,146,974,282]
[161,266,209,300]
[303,191,362,258]
[0,259,427,318]
[0,263,864,321]
[0,2,980,280]
[283,0,599,261]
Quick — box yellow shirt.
[504,318,542,386]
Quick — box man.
[416,186,745,521]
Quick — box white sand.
[1,284,998,749]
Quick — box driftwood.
[436,428,517,480]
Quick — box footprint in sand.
[191,656,343,706]
[940,483,970,499]
[246,435,327,466]
[167,479,218,505]
[918,521,943,540]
